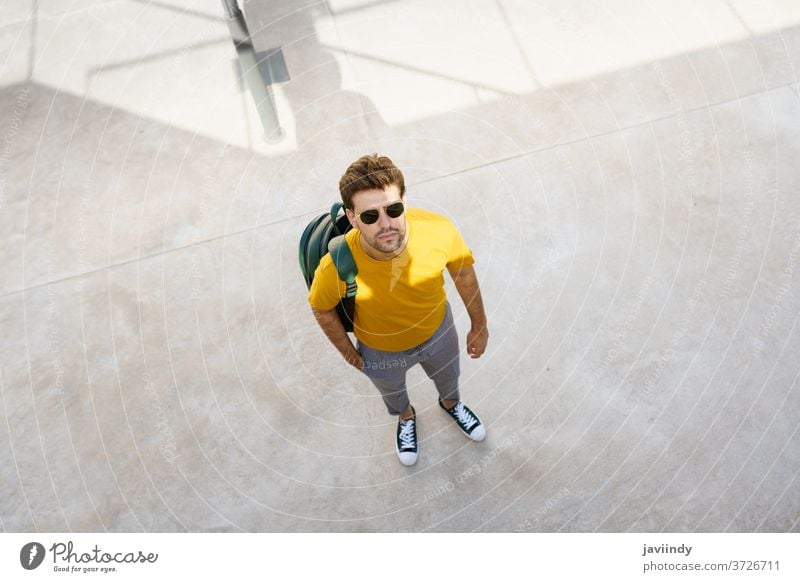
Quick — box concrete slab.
[0,80,376,295]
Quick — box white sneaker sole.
[467,424,486,442]
[397,446,418,466]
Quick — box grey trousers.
[357,301,461,416]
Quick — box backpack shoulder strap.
[328,235,358,298]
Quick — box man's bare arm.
[447,264,489,358]
[311,307,363,369]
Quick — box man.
[308,154,489,466]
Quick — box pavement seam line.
[3,82,797,299]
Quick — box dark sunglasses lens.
[360,209,379,224]
[386,202,405,218]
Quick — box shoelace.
[398,419,416,450]
[453,403,477,430]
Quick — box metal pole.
[221,0,284,143]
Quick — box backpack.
[299,202,358,332]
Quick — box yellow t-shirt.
[308,207,475,351]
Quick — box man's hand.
[312,307,363,371]
[344,348,364,370]
[466,326,489,358]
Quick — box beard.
[364,226,405,254]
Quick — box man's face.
[346,184,407,255]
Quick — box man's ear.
[344,207,357,229]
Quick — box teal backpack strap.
[330,202,346,235]
[328,235,358,298]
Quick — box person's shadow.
[248,2,388,152]
[283,45,388,152]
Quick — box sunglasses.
[353,201,405,225]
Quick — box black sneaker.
[396,406,418,466]
[439,399,486,441]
